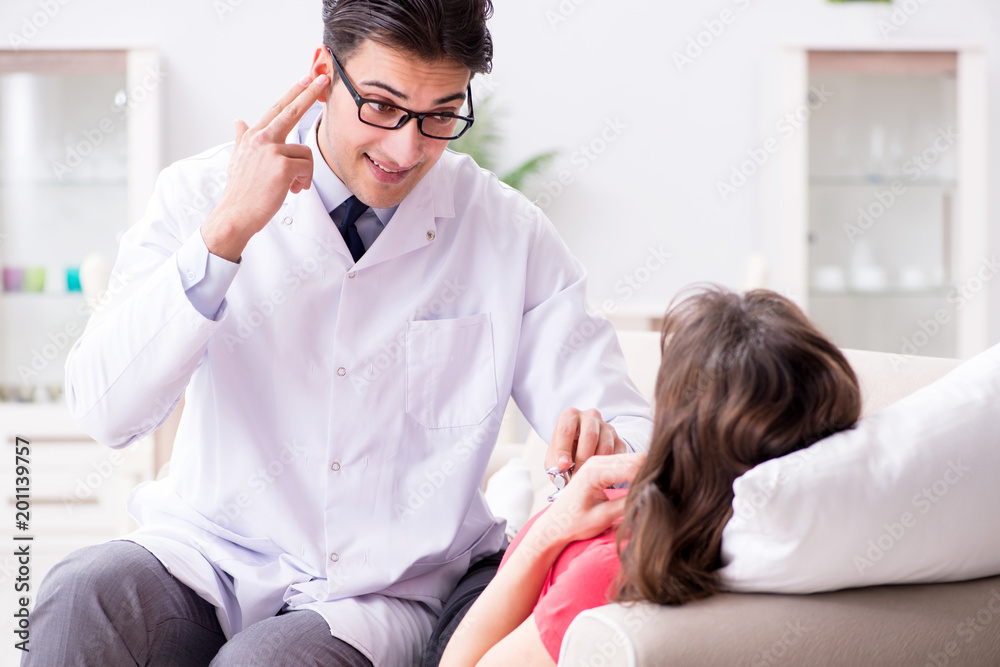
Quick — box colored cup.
[23,267,45,292]
[66,266,81,292]
[2,267,23,292]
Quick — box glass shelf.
[0,179,128,188]
[0,291,86,300]
[809,176,956,188]
[810,287,953,298]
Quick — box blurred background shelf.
[0,48,159,391]
[772,47,988,360]
[0,52,161,635]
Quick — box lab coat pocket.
[405,313,498,429]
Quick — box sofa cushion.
[559,574,1000,666]
[719,342,1000,593]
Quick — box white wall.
[3,0,998,348]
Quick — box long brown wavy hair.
[614,286,861,605]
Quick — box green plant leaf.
[501,150,559,191]
[448,95,502,172]
[448,93,557,193]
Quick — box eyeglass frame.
[325,47,475,141]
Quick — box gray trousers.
[24,540,372,666]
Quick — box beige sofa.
[485,331,1000,666]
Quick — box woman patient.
[441,285,862,666]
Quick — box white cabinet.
[0,50,160,663]
[771,48,988,359]
[0,48,160,393]
[0,403,153,665]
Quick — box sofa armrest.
[840,349,960,417]
[559,574,1000,666]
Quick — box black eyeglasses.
[326,48,474,141]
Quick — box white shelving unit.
[0,403,153,666]
[770,48,988,359]
[0,48,160,389]
[0,50,161,663]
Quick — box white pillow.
[484,458,534,536]
[719,342,1000,593]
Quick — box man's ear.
[309,46,335,104]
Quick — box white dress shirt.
[64,102,652,666]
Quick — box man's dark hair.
[322,0,493,75]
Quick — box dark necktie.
[334,196,368,263]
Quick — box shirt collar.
[305,111,398,225]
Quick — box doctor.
[29,1,652,666]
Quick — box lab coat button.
[426,230,435,241]
[282,216,293,226]
[337,367,346,377]
[331,462,341,471]
[330,552,340,563]
[347,271,356,279]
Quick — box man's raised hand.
[202,73,330,262]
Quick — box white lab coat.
[64,103,652,666]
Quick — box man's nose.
[380,118,428,168]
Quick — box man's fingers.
[281,154,314,192]
[263,74,329,141]
[234,119,250,146]
[278,143,314,161]
[545,409,580,471]
[595,422,615,457]
[255,74,318,129]
[574,410,603,465]
[289,176,311,194]
[612,433,627,456]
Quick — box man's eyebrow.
[359,80,467,107]
[433,91,468,106]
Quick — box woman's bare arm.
[439,453,645,667]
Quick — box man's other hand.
[544,407,627,473]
